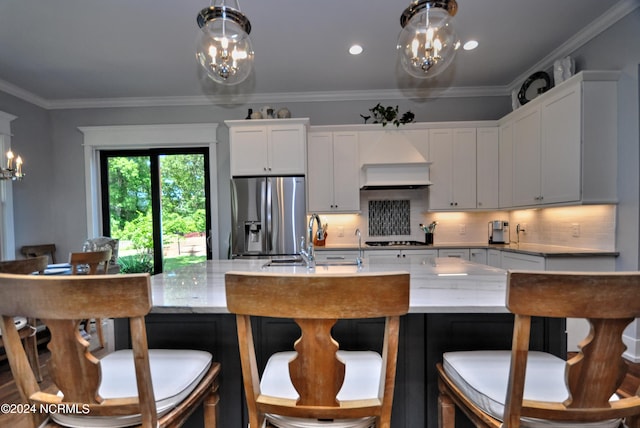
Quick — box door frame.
[99,147,213,271]
[79,124,220,259]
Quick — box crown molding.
[0,79,51,109]
[38,86,508,110]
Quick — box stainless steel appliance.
[488,220,509,244]
[231,176,306,258]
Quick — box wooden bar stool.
[437,270,640,428]
[0,256,49,382]
[0,272,221,428]
[225,271,410,428]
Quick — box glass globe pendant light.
[196,0,254,85]
[397,0,459,79]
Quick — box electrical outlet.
[571,223,580,237]
[337,226,344,237]
[458,224,466,235]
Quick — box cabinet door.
[498,122,514,208]
[367,249,436,264]
[428,129,454,210]
[307,132,334,212]
[469,248,488,265]
[230,127,269,176]
[331,132,360,211]
[476,128,499,209]
[540,85,581,204]
[512,107,541,206]
[438,249,470,260]
[268,125,306,175]
[307,132,359,213]
[314,250,359,263]
[487,249,501,267]
[452,129,477,209]
[500,252,545,270]
[429,128,476,210]
[403,249,438,263]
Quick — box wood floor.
[0,330,108,428]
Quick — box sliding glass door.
[100,148,211,274]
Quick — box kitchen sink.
[261,259,362,268]
[262,258,306,267]
[316,260,360,266]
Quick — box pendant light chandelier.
[196,0,254,85]
[0,150,24,181]
[397,0,460,79]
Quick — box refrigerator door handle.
[265,178,272,253]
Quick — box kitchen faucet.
[516,223,526,244]
[299,213,324,268]
[355,228,363,267]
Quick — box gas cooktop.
[365,240,429,247]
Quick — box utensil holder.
[425,233,433,245]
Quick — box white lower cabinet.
[500,252,545,270]
[469,248,487,265]
[313,250,359,263]
[438,249,470,261]
[487,249,501,267]
[367,249,437,264]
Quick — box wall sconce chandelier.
[196,0,254,85]
[397,0,460,79]
[1,150,24,181]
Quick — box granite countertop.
[315,243,619,257]
[149,257,509,315]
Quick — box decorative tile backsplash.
[368,200,411,236]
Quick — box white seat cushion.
[51,349,212,428]
[443,350,621,428]
[260,351,378,428]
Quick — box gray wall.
[0,91,54,256]
[569,8,640,270]
[0,8,638,267]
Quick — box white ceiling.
[0,0,633,108]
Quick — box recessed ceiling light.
[463,40,479,51]
[349,44,363,55]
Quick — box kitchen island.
[115,257,565,428]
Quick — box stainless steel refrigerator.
[231,176,306,258]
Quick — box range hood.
[359,131,431,189]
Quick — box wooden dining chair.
[437,270,640,428]
[0,256,49,382]
[69,249,113,348]
[21,243,57,264]
[69,249,112,275]
[225,271,410,428]
[0,272,221,428]
[83,236,121,273]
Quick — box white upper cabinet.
[540,81,582,204]
[501,71,618,208]
[511,106,542,206]
[498,122,514,208]
[307,131,360,213]
[476,127,499,209]
[429,128,477,210]
[226,118,309,176]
